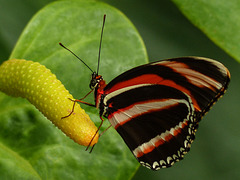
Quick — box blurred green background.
[1,0,239,179]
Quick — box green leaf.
[171,0,240,63]
[1,0,148,179]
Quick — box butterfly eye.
[89,79,98,89]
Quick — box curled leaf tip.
[0,59,98,146]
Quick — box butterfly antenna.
[59,42,94,73]
[96,14,106,75]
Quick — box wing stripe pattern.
[108,98,191,129]
[102,57,230,170]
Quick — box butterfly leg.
[86,116,105,152]
[99,124,112,137]
[61,98,77,119]
[61,89,95,119]
[86,120,112,153]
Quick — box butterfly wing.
[102,57,230,170]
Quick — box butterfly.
[60,15,230,170]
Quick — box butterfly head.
[90,72,103,90]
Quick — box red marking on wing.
[105,74,163,94]
[181,120,188,129]
[172,128,181,136]
[164,134,174,142]
[136,150,144,158]
[155,138,166,147]
[143,145,155,154]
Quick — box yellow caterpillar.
[0,59,98,146]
